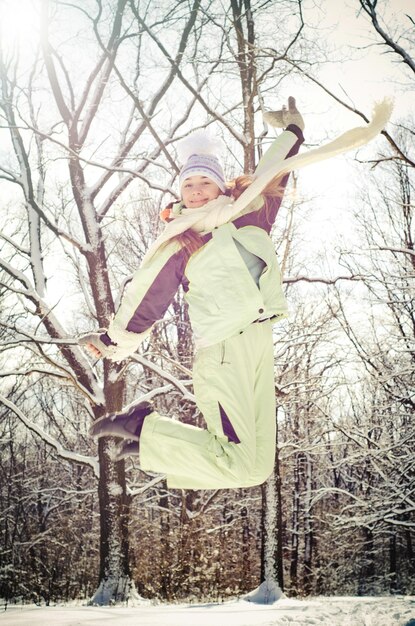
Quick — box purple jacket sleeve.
[103,245,188,353]
[124,249,187,334]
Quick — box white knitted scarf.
[142,99,393,267]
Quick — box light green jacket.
[105,127,303,356]
[183,218,287,347]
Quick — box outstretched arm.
[233,97,305,233]
[80,242,187,361]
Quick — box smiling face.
[181,175,222,208]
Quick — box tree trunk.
[406,528,415,576]
[260,409,284,590]
[358,528,374,595]
[303,453,313,594]
[290,457,300,594]
[240,500,251,590]
[89,375,134,604]
[390,533,398,593]
[230,0,256,172]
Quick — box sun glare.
[0,0,41,52]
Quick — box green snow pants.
[139,320,276,489]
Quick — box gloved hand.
[79,332,110,358]
[263,96,304,131]
[78,330,121,359]
[79,331,140,362]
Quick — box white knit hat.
[177,131,226,192]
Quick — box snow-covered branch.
[359,0,415,75]
[375,245,415,258]
[130,1,246,146]
[283,274,366,285]
[130,354,195,402]
[0,394,99,478]
[0,319,102,406]
[118,384,186,409]
[17,123,178,199]
[128,474,166,497]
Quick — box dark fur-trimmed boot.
[90,400,153,441]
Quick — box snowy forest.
[0,0,414,608]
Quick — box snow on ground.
[1,596,414,626]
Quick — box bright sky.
[1,0,411,108]
[280,0,414,260]
[305,0,412,112]
[0,0,412,262]
[0,0,40,51]
[1,0,410,156]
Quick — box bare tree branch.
[375,245,415,258]
[131,354,195,402]
[359,0,415,74]
[0,394,99,477]
[130,0,245,145]
[284,274,367,285]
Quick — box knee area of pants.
[258,467,274,485]
[229,454,255,483]
[246,466,274,488]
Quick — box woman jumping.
[80,98,305,489]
